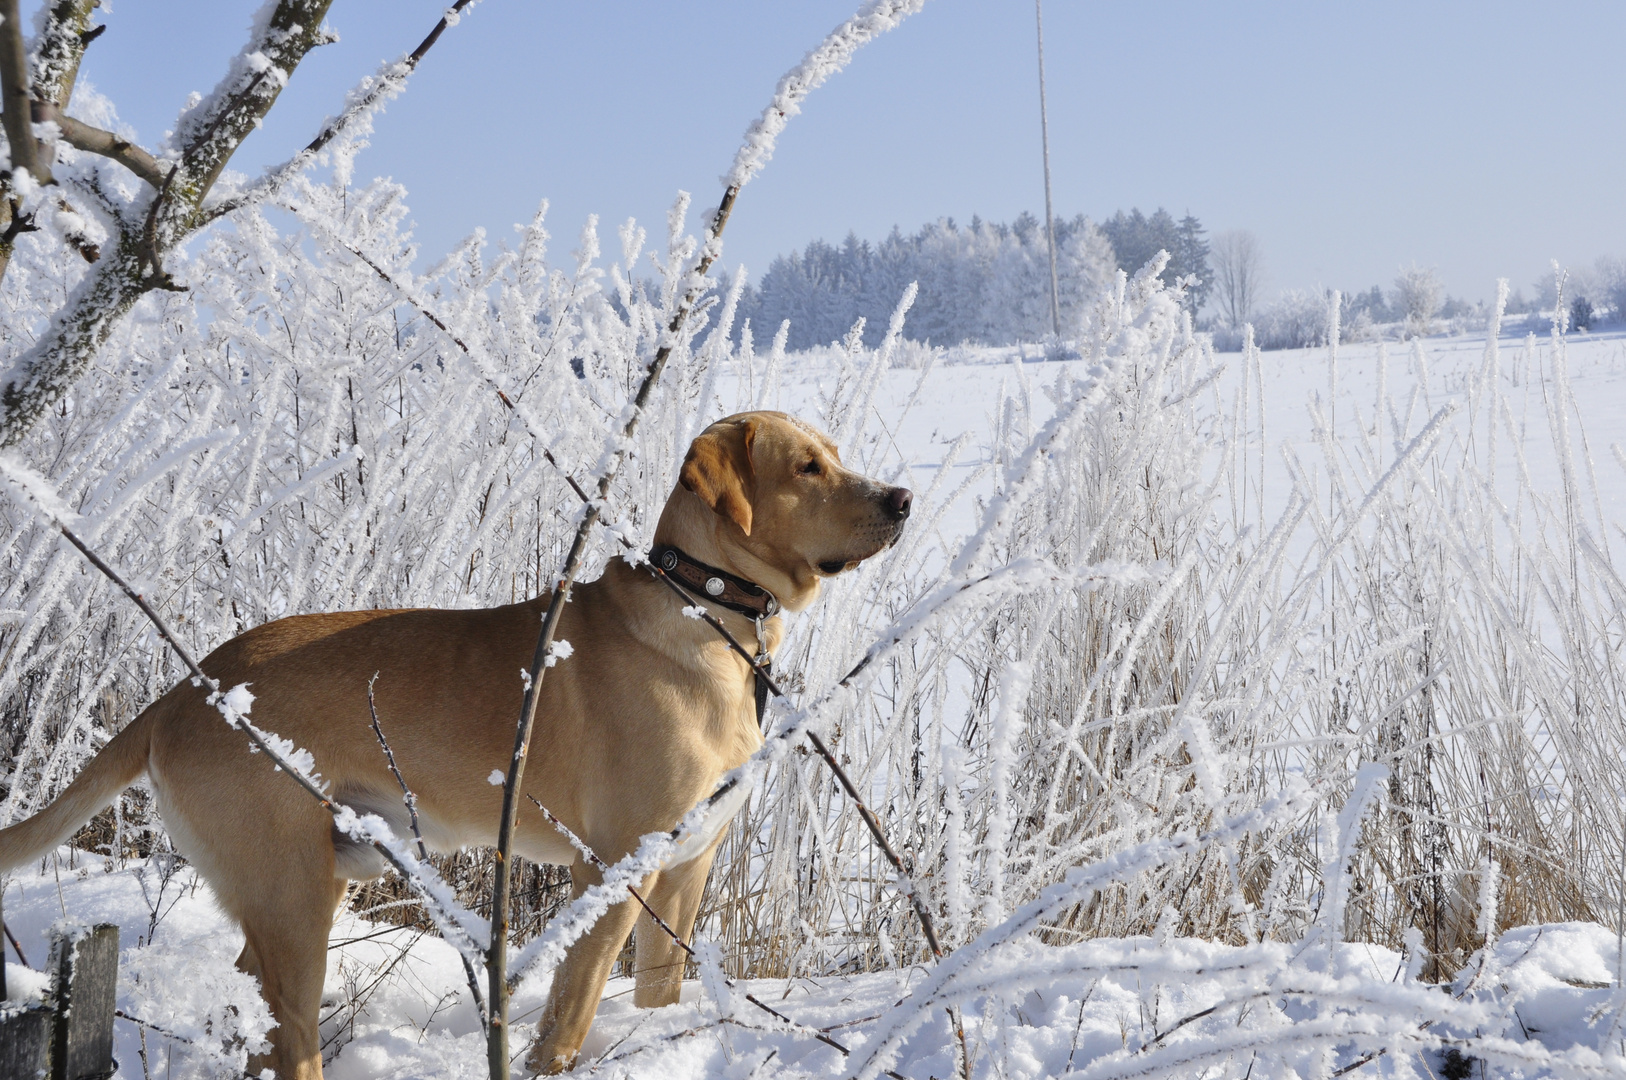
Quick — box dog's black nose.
[885,486,913,518]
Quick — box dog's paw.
[524,1044,579,1077]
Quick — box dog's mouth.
[817,520,908,575]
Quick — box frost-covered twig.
[206,0,482,221]
[368,672,488,1029]
[723,0,930,192]
[525,794,901,1074]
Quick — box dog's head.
[655,411,911,612]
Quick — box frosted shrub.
[120,940,275,1079]
[1250,287,1330,350]
[1394,264,1444,337]
[706,264,1624,1001]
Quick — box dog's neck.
[650,544,779,619]
[651,487,822,612]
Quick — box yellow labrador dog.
[0,411,911,1078]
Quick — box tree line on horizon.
[732,208,1626,354]
[731,207,1212,350]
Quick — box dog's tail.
[0,704,158,872]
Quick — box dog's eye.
[800,459,821,476]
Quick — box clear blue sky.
[52,0,1625,308]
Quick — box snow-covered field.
[8,849,1626,1079]
[8,311,1626,1079]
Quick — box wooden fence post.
[47,924,118,1080]
[1,887,48,1080]
[0,1007,53,1080]
[0,920,119,1080]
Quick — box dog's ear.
[680,419,756,535]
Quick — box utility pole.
[1035,0,1062,339]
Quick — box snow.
[6,852,1626,1078]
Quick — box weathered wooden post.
[0,1007,53,1080]
[1,888,51,1080]
[0,920,118,1080]
[47,924,119,1080]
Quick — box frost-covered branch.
[483,6,935,1067]
[0,0,341,447]
[484,190,730,1072]
[29,1,99,111]
[26,1,118,176]
[0,0,488,451]
[723,0,930,192]
[474,6,930,1060]
[206,0,481,222]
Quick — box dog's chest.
[687,641,765,752]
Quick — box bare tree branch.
[0,0,338,449]
[0,0,45,182]
[205,0,480,224]
[28,0,99,111]
[52,114,164,188]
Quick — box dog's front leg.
[633,846,717,1008]
[526,855,645,1074]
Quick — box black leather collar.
[649,544,780,619]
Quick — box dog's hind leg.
[527,854,645,1075]
[221,861,343,1080]
[633,847,717,1008]
[233,872,341,983]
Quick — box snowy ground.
[748,325,1626,542]
[6,851,1626,1079]
[7,324,1626,1078]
